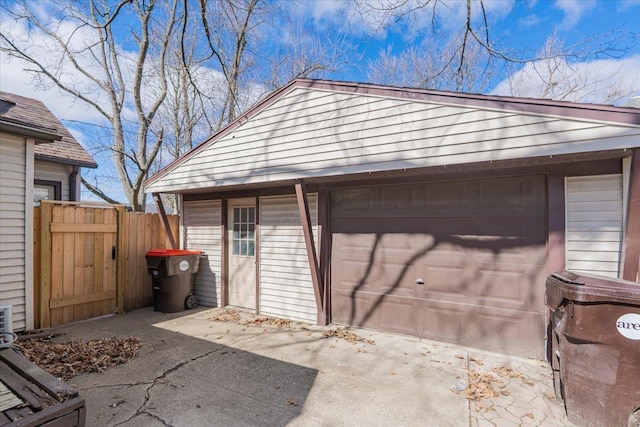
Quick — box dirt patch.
[322,327,375,345]
[17,337,141,381]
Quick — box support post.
[221,199,229,307]
[317,188,330,326]
[153,193,178,249]
[623,150,640,282]
[295,180,324,321]
[39,201,52,328]
[547,173,566,275]
[115,205,126,313]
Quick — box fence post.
[33,207,40,329]
[115,205,127,314]
[39,201,52,328]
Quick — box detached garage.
[145,79,640,359]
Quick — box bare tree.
[181,0,355,132]
[367,34,494,93]
[1,0,179,211]
[260,10,353,92]
[359,0,637,95]
[502,33,640,104]
[354,0,511,84]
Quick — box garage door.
[331,176,547,358]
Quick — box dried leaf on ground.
[492,366,535,386]
[470,357,484,366]
[463,370,502,400]
[322,327,375,345]
[17,337,141,381]
[208,309,242,323]
[244,317,292,329]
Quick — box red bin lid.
[146,249,203,257]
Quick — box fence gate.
[38,201,120,328]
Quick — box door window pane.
[232,206,256,257]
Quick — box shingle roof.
[0,91,97,168]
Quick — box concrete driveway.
[48,307,573,426]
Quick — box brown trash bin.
[146,249,203,313]
[546,270,640,427]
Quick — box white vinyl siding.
[566,175,624,278]
[259,194,318,323]
[34,160,72,201]
[147,88,640,193]
[0,133,27,330]
[183,200,222,307]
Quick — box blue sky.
[1,0,639,204]
[311,0,640,92]
[2,0,639,122]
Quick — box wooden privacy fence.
[34,201,178,328]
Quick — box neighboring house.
[145,79,640,359]
[0,91,97,332]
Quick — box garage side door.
[331,176,547,358]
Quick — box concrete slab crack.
[112,331,265,426]
[77,382,152,391]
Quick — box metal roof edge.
[34,153,98,169]
[0,119,62,143]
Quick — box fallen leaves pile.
[208,309,242,323]
[17,337,142,381]
[464,370,502,400]
[492,366,536,386]
[209,310,293,329]
[244,317,293,329]
[208,309,376,345]
[322,327,375,345]
[458,365,535,401]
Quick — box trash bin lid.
[546,270,640,309]
[146,249,203,257]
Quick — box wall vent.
[0,306,12,333]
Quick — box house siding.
[147,88,640,193]
[183,199,222,307]
[34,160,72,201]
[259,194,318,323]
[566,174,624,277]
[0,132,27,330]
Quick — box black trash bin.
[546,270,640,427]
[146,249,203,313]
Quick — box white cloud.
[554,0,596,30]
[300,0,516,40]
[617,0,640,11]
[491,54,640,105]
[519,14,541,28]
